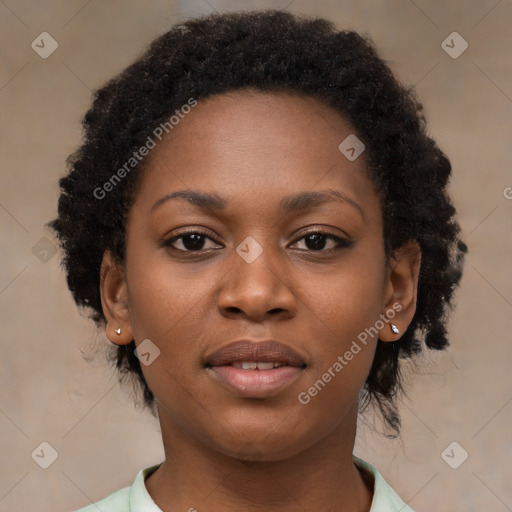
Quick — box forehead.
[131,90,378,218]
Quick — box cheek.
[124,260,211,411]
[307,250,386,350]
[126,249,213,341]
[297,251,385,408]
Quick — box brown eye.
[291,231,353,251]
[164,231,221,252]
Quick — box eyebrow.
[151,188,365,220]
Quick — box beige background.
[1,0,511,511]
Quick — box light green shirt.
[74,456,415,511]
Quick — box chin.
[212,430,310,464]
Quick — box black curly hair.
[47,9,467,437]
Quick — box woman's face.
[103,90,411,461]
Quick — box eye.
[162,229,353,254]
[163,230,222,252]
[290,231,353,252]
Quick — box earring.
[115,327,122,335]
[390,323,400,334]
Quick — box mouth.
[204,339,307,398]
[230,361,296,369]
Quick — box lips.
[204,339,307,399]
[204,339,307,369]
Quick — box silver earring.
[390,324,400,334]
[115,327,122,335]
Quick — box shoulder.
[353,456,416,512]
[72,463,163,512]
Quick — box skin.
[100,90,421,512]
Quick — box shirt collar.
[129,457,414,511]
[129,463,163,511]
[353,455,414,511]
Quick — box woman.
[49,9,467,511]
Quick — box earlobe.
[99,250,133,346]
[378,240,421,342]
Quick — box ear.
[100,249,133,346]
[378,240,421,342]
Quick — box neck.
[145,401,373,512]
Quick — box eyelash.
[162,229,353,254]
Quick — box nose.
[216,244,297,322]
